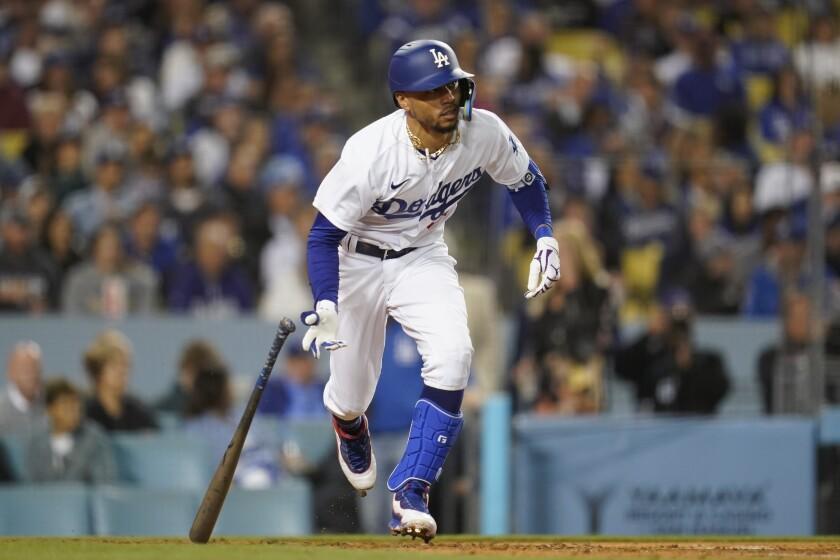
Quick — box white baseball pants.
[323,240,473,419]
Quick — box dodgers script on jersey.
[313,108,530,251]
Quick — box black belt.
[355,240,417,260]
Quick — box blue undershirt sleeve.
[306,212,348,305]
[507,159,553,239]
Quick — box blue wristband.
[534,224,553,239]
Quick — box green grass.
[1,536,839,560]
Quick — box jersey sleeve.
[312,155,378,232]
[483,113,531,186]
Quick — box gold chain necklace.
[405,120,459,159]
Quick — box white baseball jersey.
[313,108,530,250]
[313,108,531,419]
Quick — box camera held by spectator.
[615,292,731,415]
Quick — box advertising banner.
[513,417,814,535]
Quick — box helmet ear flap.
[458,78,476,121]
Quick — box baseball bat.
[189,318,296,544]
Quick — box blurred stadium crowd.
[0,324,456,533]
[0,332,370,532]
[2,0,840,486]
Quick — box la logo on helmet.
[429,48,450,69]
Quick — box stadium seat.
[547,29,625,81]
[155,412,182,431]
[0,130,28,160]
[0,483,91,536]
[0,435,27,481]
[250,416,286,447]
[250,417,334,468]
[111,433,210,491]
[746,75,772,112]
[820,406,840,444]
[91,486,197,536]
[776,7,808,48]
[604,371,636,416]
[282,419,334,467]
[214,479,313,536]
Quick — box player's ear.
[395,93,410,112]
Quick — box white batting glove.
[300,300,347,358]
[525,236,561,299]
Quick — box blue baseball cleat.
[389,480,437,543]
[332,415,376,494]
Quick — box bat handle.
[257,318,296,390]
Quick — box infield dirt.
[1,536,840,560]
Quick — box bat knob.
[278,318,296,335]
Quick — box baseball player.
[301,39,559,541]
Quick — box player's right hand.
[301,300,347,359]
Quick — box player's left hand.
[525,236,560,299]
[301,300,347,358]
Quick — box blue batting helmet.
[388,39,476,120]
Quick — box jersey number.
[429,48,450,69]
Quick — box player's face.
[400,80,462,134]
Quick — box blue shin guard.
[387,399,463,492]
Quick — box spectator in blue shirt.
[167,215,254,316]
[124,201,180,296]
[758,67,810,146]
[728,9,789,76]
[743,218,808,317]
[257,343,325,420]
[671,32,745,121]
